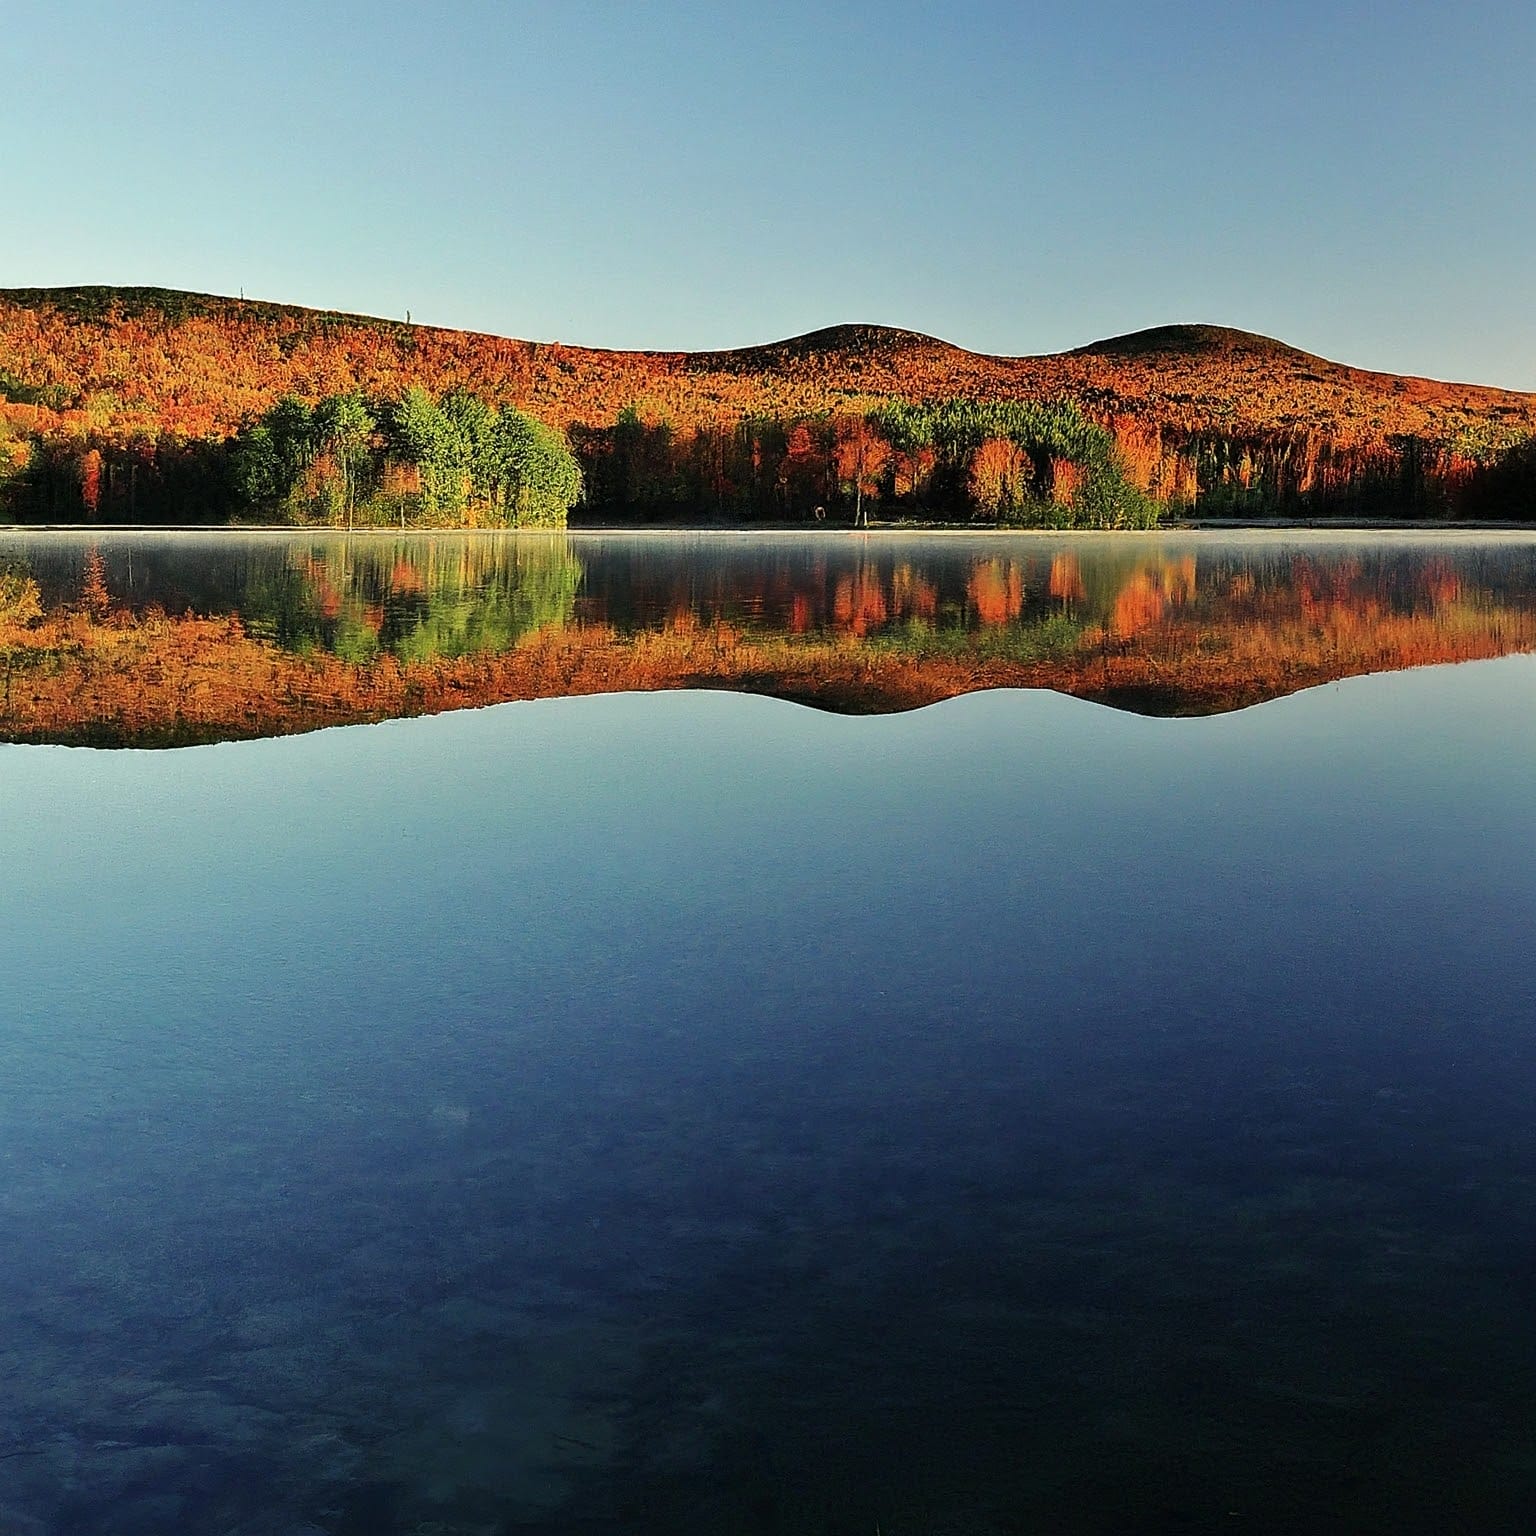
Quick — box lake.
[5,529,1536,741]
[2,531,1535,1534]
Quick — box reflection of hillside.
[4,546,1536,744]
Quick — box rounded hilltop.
[691,323,968,373]
[1070,323,1323,365]
[1,285,1531,448]
[704,320,1330,372]
[694,322,1359,400]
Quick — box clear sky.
[4,0,1533,387]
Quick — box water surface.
[2,647,1535,1532]
[4,529,1536,741]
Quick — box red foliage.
[3,291,1529,459]
[78,448,103,514]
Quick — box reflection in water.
[241,536,583,662]
[3,530,1536,743]
[4,673,1536,1533]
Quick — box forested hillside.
[2,287,1532,524]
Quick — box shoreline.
[5,520,1536,537]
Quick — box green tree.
[489,409,583,526]
[312,393,376,527]
[440,389,497,509]
[229,395,315,515]
[870,402,935,509]
[385,386,458,518]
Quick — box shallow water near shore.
[3,650,1536,1532]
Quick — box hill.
[3,285,1530,442]
[1,286,1533,524]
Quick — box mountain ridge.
[4,286,1527,398]
[2,285,1533,524]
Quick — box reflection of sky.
[5,657,1535,1113]
[3,661,1536,1529]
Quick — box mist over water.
[9,527,1536,648]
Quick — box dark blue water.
[3,662,1535,1533]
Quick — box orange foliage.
[389,559,424,595]
[1049,458,1083,505]
[893,444,937,500]
[1163,555,1197,604]
[832,569,889,635]
[1109,557,1196,637]
[79,545,110,616]
[78,448,103,514]
[968,439,1028,517]
[890,564,938,621]
[1168,454,1201,504]
[1112,573,1166,636]
[1110,416,1162,491]
[4,292,1529,477]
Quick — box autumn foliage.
[2,288,1533,525]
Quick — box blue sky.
[4,0,1533,386]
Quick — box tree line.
[4,385,1536,525]
[0,388,584,527]
[573,396,1164,527]
[573,400,1536,525]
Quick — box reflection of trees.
[1077,548,1536,683]
[237,536,583,662]
[391,537,583,662]
[1048,553,1085,604]
[967,559,1025,625]
[9,538,1536,743]
[1109,557,1196,637]
[238,538,1532,673]
[832,565,890,635]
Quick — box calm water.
[2,534,1536,1533]
[6,528,1536,664]
[5,529,1536,740]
